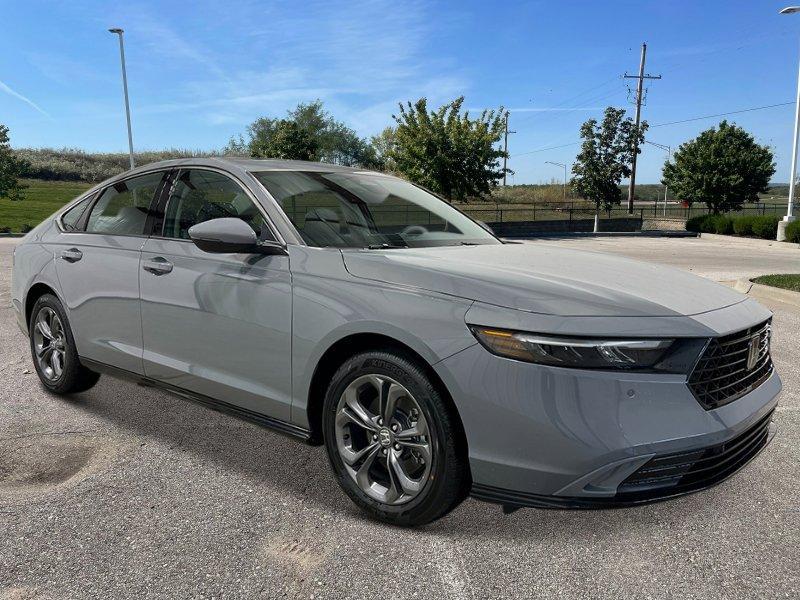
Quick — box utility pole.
[623,43,661,213]
[109,28,135,170]
[503,112,516,186]
[545,161,568,201]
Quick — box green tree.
[229,100,379,167]
[571,107,646,211]
[370,126,397,172]
[662,121,775,213]
[249,119,318,161]
[388,97,507,201]
[0,124,28,201]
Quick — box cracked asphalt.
[0,236,798,599]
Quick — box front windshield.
[252,170,500,248]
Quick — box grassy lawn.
[752,274,800,292]
[0,179,91,232]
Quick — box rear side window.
[85,171,166,235]
[162,169,274,241]
[60,194,95,232]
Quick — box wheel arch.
[304,332,468,455]
[25,282,62,328]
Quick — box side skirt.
[80,357,314,444]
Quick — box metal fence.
[454,202,798,224]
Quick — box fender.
[14,242,63,335]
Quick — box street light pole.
[109,28,135,170]
[545,161,568,201]
[779,7,800,240]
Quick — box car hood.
[341,243,747,317]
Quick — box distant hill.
[13,148,227,183]
[11,147,792,204]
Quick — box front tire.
[29,294,100,394]
[322,350,469,526]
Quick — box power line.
[513,100,795,157]
[656,29,793,79]
[650,102,794,127]
[513,84,624,130]
[515,141,581,156]
[509,89,627,157]
[511,76,621,128]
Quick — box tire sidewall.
[29,294,79,393]
[322,352,453,521]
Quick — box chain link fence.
[453,201,797,224]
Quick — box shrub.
[711,214,734,234]
[785,219,800,243]
[0,225,10,234]
[13,147,223,183]
[20,223,34,233]
[686,214,714,233]
[751,215,779,239]
[732,215,757,236]
[688,213,790,239]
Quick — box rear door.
[139,168,293,420]
[53,170,168,374]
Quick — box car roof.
[67,157,394,221]
[212,157,372,173]
[115,157,375,179]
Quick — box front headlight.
[470,326,703,373]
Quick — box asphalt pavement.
[0,236,797,599]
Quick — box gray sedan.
[11,158,781,525]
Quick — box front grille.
[688,320,773,410]
[617,409,774,499]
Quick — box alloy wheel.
[334,374,433,505]
[32,307,67,381]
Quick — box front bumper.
[434,343,781,507]
[471,412,776,509]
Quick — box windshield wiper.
[366,243,408,249]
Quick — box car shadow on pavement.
[61,377,358,514]
[60,375,733,540]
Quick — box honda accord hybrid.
[11,158,781,525]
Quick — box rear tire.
[29,294,100,395]
[322,350,469,526]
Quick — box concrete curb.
[735,278,800,307]
[0,233,26,238]
[700,232,800,249]
[506,230,699,239]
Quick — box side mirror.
[188,218,287,255]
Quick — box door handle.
[60,248,83,262]
[142,257,173,275]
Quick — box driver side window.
[162,169,274,241]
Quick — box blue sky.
[1,0,799,184]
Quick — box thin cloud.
[26,52,105,86]
[0,78,50,118]
[76,0,467,142]
[129,0,466,136]
[118,10,233,85]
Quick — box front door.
[139,168,292,420]
[53,170,168,374]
